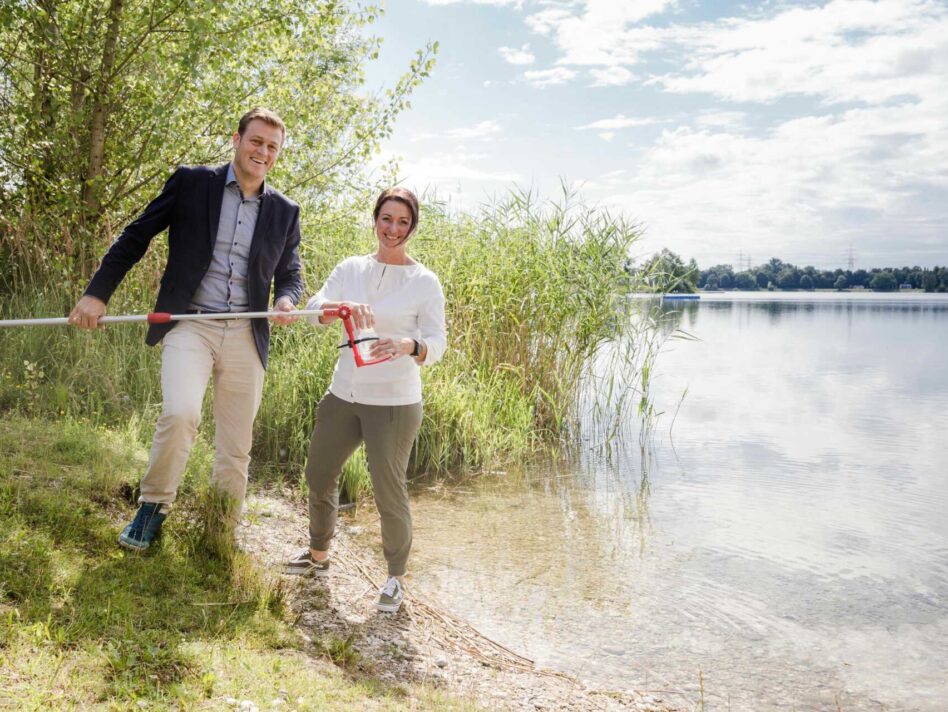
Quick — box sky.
[362,0,948,269]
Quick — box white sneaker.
[376,576,404,613]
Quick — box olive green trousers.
[305,391,423,576]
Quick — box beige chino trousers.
[139,319,265,515]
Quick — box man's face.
[232,119,283,183]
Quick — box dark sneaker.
[118,502,167,551]
[283,548,330,577]
[376,576,404,613]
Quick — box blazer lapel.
[207,163,229,248]
[248,192,273,266]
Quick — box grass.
[0,415,479,710]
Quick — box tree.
[852,269,870,287]
[733,272,757,290]
[922,270,939,292]
[834,275,848,290]
[869,271,898,292]
[756,272,770,289]
[0,1,436,283]
[799,273,814,290]
[776,267,799,290]
[639,248,699,293]
[699,263,733,289]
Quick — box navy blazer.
[84,163,303,367]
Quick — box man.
[70,107,304,551]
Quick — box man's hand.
[68,295,107,330]
[270,296,298,326]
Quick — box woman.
[285,187,446,613]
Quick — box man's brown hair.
[237,108,286,142]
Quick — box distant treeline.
[635,249,948,293]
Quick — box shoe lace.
[381,577,401,598]
[131,503,161,533]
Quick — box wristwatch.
[411,339,420,357]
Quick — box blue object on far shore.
[663,294,700,300]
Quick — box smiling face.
[232,118,283,187]
[375,199,414,252]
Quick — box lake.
[372,293,948,711]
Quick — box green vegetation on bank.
[0,416,477,710]
[0,190,642,497]
[634,251,948,293]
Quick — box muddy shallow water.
[384,294,948,711]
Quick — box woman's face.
[375,200,414,250]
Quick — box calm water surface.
[385,294,948,710]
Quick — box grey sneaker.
[283,548,330,577]
[376,576,404,613]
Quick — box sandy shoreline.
[239,491,674,712]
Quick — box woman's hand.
[370,337,415,361]
[346,302,375,330]
[320,301,374,329]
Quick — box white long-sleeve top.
[306,254,447,405]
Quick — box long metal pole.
[0,309,335,328]
[0,305,393,368]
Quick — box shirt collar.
[227,162,267,198]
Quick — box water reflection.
[397,295,948,711]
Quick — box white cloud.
[377,148,521,189]
[590,65,634,86]
[576,114,657,131]
[693,111,747,130]
[524,0,948,109]
[523,66,577,87]
[395,0,948,265]
[445,120,503,139]
[513,0,948,264]
[410,121,503,143]
[423,0,522,6]
[499,43,535,65]
[526,0,673,66]
[399,152,522,184]
[591,96,948,266]
[653,1,948,106]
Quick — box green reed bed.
[1,190,644,497]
